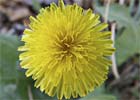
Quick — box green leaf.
[79,93,116,100]
[0,34,19,82]
[96,4,140,65]
[115,24,140,65]
[0,34,56,99]
[96,4,132,28]
[31,87,57,100]
[79,86,116,100]
[0,84,20,100]
[0,34,29,99]
[90,95,116,100]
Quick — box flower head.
[18,0,115,99]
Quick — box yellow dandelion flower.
[18,0,115,99]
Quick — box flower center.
[63,42,71,50]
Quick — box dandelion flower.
[18,0,115,99]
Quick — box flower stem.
[28,85,34,100]
[111,23,120,79]
[104,0,111,23]
[119,0,125,5]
